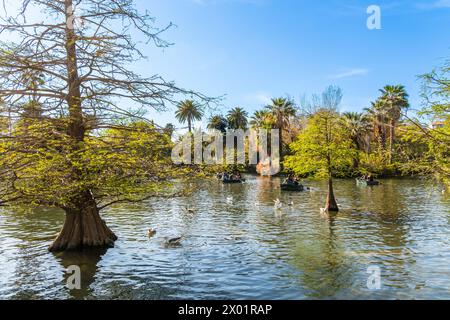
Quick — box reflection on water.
[55,248,108,300]
[0,178,449,300]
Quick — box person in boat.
[223,172,230,180]
[283,175,295,185]
[368,174,374,182]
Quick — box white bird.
[273,199,283,210]
[226,196,234,204]
[288,200,294,206]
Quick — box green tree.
[227,107,248,130]
[379,85,409,163]
[417,63,450,188]
[164,123,176,138]
[207,115,228,133]
[342,112,371,169]
[250,110,274,129]
[175,100,204,133]
[265,97,296,163]
[365,100,389,154]
[0,0,209,252]
[285,110,356,212]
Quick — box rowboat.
[281,184,305,192]
[356,178,380,186]
[222,179,245,184]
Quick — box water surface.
[0,177,449,300]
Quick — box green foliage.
[207,115,228,133]
[285,110,356,179]
[175,100,204,132]
[227,107,248,130]
[0,119,192,210]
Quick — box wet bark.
[325,178,339,212]
[49,193,117,252]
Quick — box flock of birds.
[147,196,299,248]
[148,187,448,247]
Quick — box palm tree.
[343,112,372,150]
[227,107,249,130]
[343,112,372,169]
[365,100,389,153]
[265,98,297,163]
[164,123,176,138]
[207,115,228,133]
[379,85,409,163]
[250,110,273,129]
[175,100,203,133]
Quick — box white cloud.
[416,0,450,9]
[329,68,369,80]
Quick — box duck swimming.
[148,229,157,237]
[165,236,183,247]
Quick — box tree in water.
[0,0,211,251]
[285,86,355,212]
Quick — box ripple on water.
[0,178,449,300]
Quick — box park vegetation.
[0,0,448,251]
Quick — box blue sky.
[2,0,449,129]
[135,0,450,128]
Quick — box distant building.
[431,121,445,130]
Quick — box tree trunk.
[388,119,395,164]
[49,192,117,252]
[325,178,339,212]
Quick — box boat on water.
[281,183,305,192]
[356,178,380,186]
[222,178,245,184]
[217,172,245,184]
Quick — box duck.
[148,228,157,237]
[185,207,196,214]
[165,236,183,247]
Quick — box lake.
[0,177,449,300]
